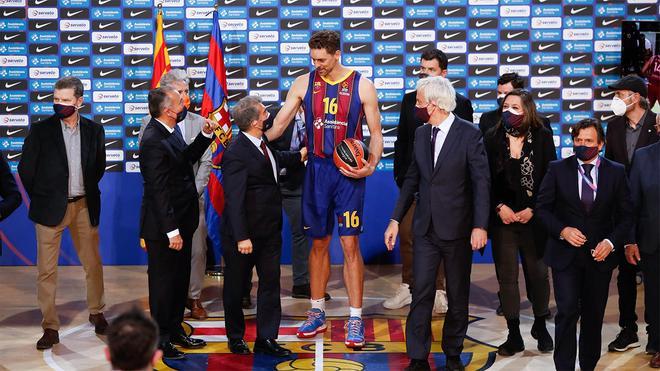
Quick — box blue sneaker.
[345,316,365,348]
[297,308,327,338]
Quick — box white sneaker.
[383,283,412,309]
[433,290,448,314]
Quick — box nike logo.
[318,9,334,16]
[381,103,396,110]
[256,81,272,88]
[475,44,492,51]
[601,66,617,74]
[381,9,397,16]
[412,68,422,75]
[6,129,23,136]
[350,21,366,28]
[444,8,460,15]
[600,91,615,98]
[68,34,84,41]
[447,56,460,63]
[5,82,21,88]
[3,35,20,41]
[105,164,118,170]
[381,33,397,40]
[227,92,242,100]
[286,0,298,3]
[226,69,241,76]
[163,22,177,29]
[382,127,397,134]
[225,0,236,3]
[5,106,21,113]
[130,10,146,17]
[413,0,424,3]
[37,93,53,100]
[382,151,395,158]
[99,22,116,29]
[130,34,147,41]
[3,10,19,16]
[538,67,554,74]
[413,44,430,52]
[132,153,140,159]
[132,129,140,135]
[474,91,490,98]
[194,58,208,64]
[99,46,116,53]
[507,32,523,39]
[537,91,553,98]
[634,6,651,13]
[538,43,555,51]
[166,46,178,52]
[303,226,311,230]
[443,32,460,39]
[570,7,587,14]
[569,79,585,86]
[287,21,303,28]
[256,57,272,64]
[193,34,209,41]
[569,102,585,109]
[7,153,21,160]
[98,0,112,4]
[35,22,52,29]
[601,19,617,26]
[34,0,48,4]
[67,58,84,65]
[350,45,366,52]
[131,58,147,65]
[100,117,117,124]
[600,114,615,121]
[475,67,491,75]
[507,56,523,62]
[287,68,304,76]
[569,55,586,62]
[36,46,52,53]
[99,70,116,77]
[194,82,205,88]
[475,20,492,27]
[225,45,241,52]
[67,10,83,17]
[413,21,429,28]
[255,9,273,16]
[131,82,148,88]
[105,140,118,147]
[381,56,397,63]
[350,0,361,3]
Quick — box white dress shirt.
[430,113,455,167]
[243,131,278,182]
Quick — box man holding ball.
[267,30,383,348]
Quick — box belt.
[67,195,85,203]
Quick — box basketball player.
[266,30,383,348]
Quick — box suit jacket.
[479,109,552,135]
[140,112,212,196]
[605,110,658,172]
[535,156,633,272]
[264,107,305,190]
[139,118,212,240]
[392,116,490,240]
[393,90,474,187]
[628,141,660,254]
[221,131,301,242]
[18,115,105,226]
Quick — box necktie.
[260,141,274,179]
[431,126,440,166]
[173,124,185,145]
[581,163,594,211]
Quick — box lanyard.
[578,157,599,193]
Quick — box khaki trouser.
[35,198,105,330]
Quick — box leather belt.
[67,195,85,203]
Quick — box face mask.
[183,95,191,110]
[502,109,525,136]
[175,106,187,123]
[496,95,506,106]
[611,95,633,116]
[573,145,600,161]
[53,104,77,119]
[415,105,434,123]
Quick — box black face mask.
[53,104,77,119]
[573,145,600,161]
[496,97,505,106]
[176,106,188,123]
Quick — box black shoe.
[291,284,331,301]
[206,265,224,277]
[531,317,554,353]
[253,338,292,357]
[172,333,206,349]
[404,359,431,371]
[160,342,185,360]
[228,338,251,355]
[242,296,252,309]
[36,329,59,350]
[498,319,525,356]
[446,356,465,371]
[647,345,659,355]
[608,328,641,352]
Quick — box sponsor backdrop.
[0,0,657,265]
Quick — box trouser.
[640,250,660,351]
[188,199,208,300]
[615,251,639,331]
[281,185,309,287]
[36,198,105,331]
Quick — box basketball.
[333,138,370,172]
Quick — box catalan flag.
[150,8,171,89]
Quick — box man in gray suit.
[139,69,212,319]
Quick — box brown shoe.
[36,329,59,350]
[187,299,208,320]
[89,313,109,335]
[651,352,660,368]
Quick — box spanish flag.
[150,9,171,89]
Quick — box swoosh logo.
[6,129,23,136]
[7,153,21,160]
[4,35,20,41]
[318,9,334,16]
[538,43,555,51]
[601,66,617,74]
[444,8,460,15]
[537,91,553,98]
[193,34,209,41]
[601,19,617,26]
[130,10,146,17]
[600,114,615,121]
[634,6,651,13]
[413,44,430,52]
[5,106,21,113]
[600,91,615,98]
[507,56,523,62]
[98,0,112,4]
[36,46,52,53]
[287,21,304,28]
[226,69,241,76]
[100,117,117,124]
[447,56,460,63]
[475,20,491,27]
[131,82,148,88]
[194,82,205,88]
[382,127,397,134]
[413,0,424,3]
[3,10,20,16]
[287,68,304,76]
[381,32,397,40]
[413,21,429,28]
[194,58,208,64]
[475,67,491,75]
[569,102,585,109]
[34,0,48,4]
[35,22,52,29]
[474,91,490,98]
[163,22,177,29]
[255,9,273,16]
[507,32,523,39]
[68,34,84,41]
[225,45,241,52]
[303,226,311,230]
[350,21,366,28]
[382,151,395,158]
[256,57,272,64]
[381,9,397,16]
[37,93,53,100]
[5,82,21,88]
[475,44,491,51]
[570,6,587,14]
[381,56,397,63]
[105,140,118,147]
[132,153,140,159]
[538,67,554,74]
[256,81,272,88]
[67,10,83,17]
[443,32,460,39]
[131,58,147,65]
[99,46,115,53]
[99,22,116,29]
[350,0,361,3]
[105,164,118,171]
[67,58,84,65]
[412,68,422,75]
[166,46,178,52]
[381,103,396,110]
[569,55,586,62]
[350,45,366,52]
[132,129,140,135]
[130,34,147,41]
[569,79,585,86]
[225,0,236,3]
[99,70,116,77]
[227,92,242,100]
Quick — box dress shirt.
[60,117,85,197]
[243,131,278,182]
[430,113,455,167]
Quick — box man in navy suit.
[384,76,490,371]
[536,118,633,371]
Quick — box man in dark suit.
[388,48,474,314]
[18,77,107,350]
[536,118,633,371]
[604,75,659,352]
[0,154,22,254]
[139,86,217,360]
[385,76,490,371]
[626,141,660,368]
[221,96,304,357]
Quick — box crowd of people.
[2,30,660,370]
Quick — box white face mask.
[611,94,634,116]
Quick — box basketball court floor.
[0,264,654,370]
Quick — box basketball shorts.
[302,156,366,238]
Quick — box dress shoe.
[36,329,59,350]
[228,338,251,355]
[291,284,331,301]
[253,338,292,357]
[498,319,525,356]
[186,298,208,320]
[404,359,431,371]
[242,295,253,309]
[89,313,108,335]
[160,342,185,360]
[651,352,660,368]
[446,356,465,371]
[172,333,206,349]
[206,265,224,277]
[531,316,554,353]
